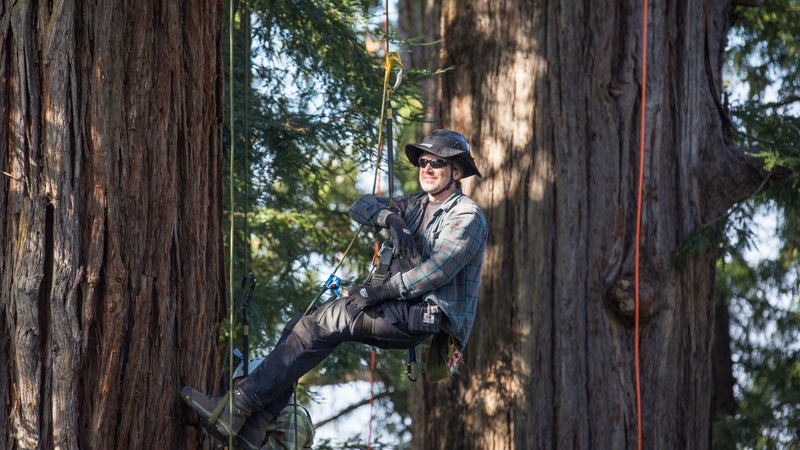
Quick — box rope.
[367,352,376,450]
[243,0,253,378]
[227,0,236,447]
[302,229,363,315]
[366,3,401,447]
[369,52,404,196]
[635,1,649,449]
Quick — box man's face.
[418,153,457,195]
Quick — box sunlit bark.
[402,1,768,449]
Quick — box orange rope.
[635,1,649,449]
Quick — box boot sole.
[180,387,232,444]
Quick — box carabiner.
[384,52,404,92]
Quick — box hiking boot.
[181,387,226,442]
[181,386,255,440]
[235,409,277,450]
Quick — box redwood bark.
[1,2,225,449]
[405,1,774,449]
[398,0,442,137]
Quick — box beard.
[419,179,440,192]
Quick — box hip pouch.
[408,302,442,334]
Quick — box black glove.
[343,284,400,310]
[385,213,417,260]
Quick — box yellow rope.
[370,52,404,195]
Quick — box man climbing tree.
[182,129,489,449]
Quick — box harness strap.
[369,242,394,287]
[428,174,455,197]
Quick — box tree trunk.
[398,0,441,136]
[1,2,225,449]
[408,1,767,449]
[710,295,737,450]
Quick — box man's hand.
[343,284,400,310]
[385,213,417,259]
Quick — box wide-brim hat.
[405,129,482,178]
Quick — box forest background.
[1,0,799,448]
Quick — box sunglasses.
[418,157,450,169]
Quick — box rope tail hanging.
[635,0,649,448]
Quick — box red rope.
[367,352,376,449]
[635,1,649,449]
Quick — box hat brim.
[405,143,465,163]
[405,143,482,178]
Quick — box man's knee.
[290,317,315,346]
[291,297,356,344]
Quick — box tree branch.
[700,10,796,220]
[701,142,793,223]
[313,390,394,429]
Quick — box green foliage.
[221,0,385,350]
[713,1,800,447]
[715,217,800,448]
[714,179,800,446]
[732,106,800,173]
[725,0,800,173]
[726,0,800,104]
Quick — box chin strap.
[429,175,456,197]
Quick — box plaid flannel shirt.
[349,190,488,346]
